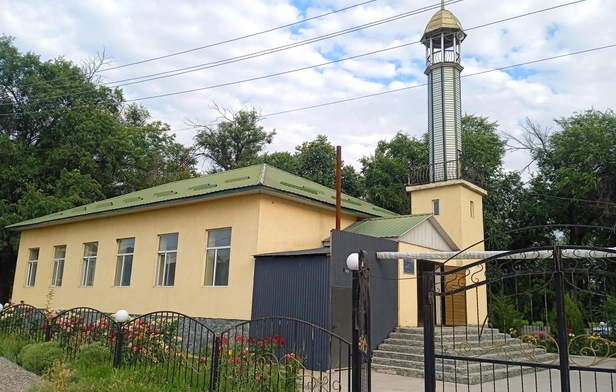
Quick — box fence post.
[423,270,436,392]
[351,265,360,392]
[553,246,571,392]
[209,334,221,391]
[113,323,124,369]
[45,321,52,342]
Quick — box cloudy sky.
[1,0,614,175]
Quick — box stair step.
[372,362,547,384]
[372,326,553,385]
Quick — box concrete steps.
[371,326,556,385]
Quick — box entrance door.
[443,266,467,326]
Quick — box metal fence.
[0,305,352,391]
[423,245,616,392]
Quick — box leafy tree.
[193,105,276,173]
[0,36,196,303]
[360,132,427,215]
[508,110,616,245]
[294,134,337,189]
[258,151,299,175]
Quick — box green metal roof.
[343,214,432,238]
[8,164,397,230]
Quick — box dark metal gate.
[424,245,616,392]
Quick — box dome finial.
[441,0,445,10]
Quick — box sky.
[1,0,615,176]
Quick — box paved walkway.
[333,364,616,392]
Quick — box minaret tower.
[406,2,486,252]
[423,0,465,181]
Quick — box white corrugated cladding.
[427,65,463,181]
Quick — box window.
[51,246,66,287]
[156,234,178,287]
[205,228,231,287]
[433,200,440,216]
[80,243,98,287]
[115,238,135,287]
[470,201,475,218]
[25,249,39,287]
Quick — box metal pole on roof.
[336,146,342,230]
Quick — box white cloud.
[1,0,614,178]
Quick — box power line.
[0,0,587,111]
[529,193,616,207]
[262,43,616,117]
[2,0,377,95]
[4,0,460,107]
[3,42,612,121]
[99,0,378,72]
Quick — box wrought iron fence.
[423,245,616,392]
[408,159,485,188]
[0,305,352,391]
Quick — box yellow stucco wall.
[397,242,436,327]
[409,181,485,252]
[408,181,488,325]
[11,193,357,319]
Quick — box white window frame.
[25,248,39,287]
[115,238,135,287]
[156,234,178,287]
[51,246,66,287]
[80,243,98,287]
[204,228,232,287]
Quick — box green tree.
[0,37,196,303]
[509,110,616,245]
[295,134,337,188]
[193,105,276,173]
[360,132,427,214]
[258,151,299,175]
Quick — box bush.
[489,292,526,336]
[548,292,585,342]
[17,341,64,375]
[0,336,31,362]
[73,342,112,368]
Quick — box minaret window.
[470,201,474,218]
[433,200,440,216]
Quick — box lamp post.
[113,309,129,368]
[347,251,371,392]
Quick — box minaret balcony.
[426,49,460,67]
[408,159,485,188]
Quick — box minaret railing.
[408,159,485,188]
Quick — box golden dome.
[423,9,464,36]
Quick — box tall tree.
[0,36,196,303]
[510,110,616,245]
[193,105,276,173]
[295,134,337,189]
[360,132,427,215]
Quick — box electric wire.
[2,0,377,93]
[262,43,616,117]
[0,0,590,113]
[1,0,460,107]
[2,42,612,121]
[99,0,377,72]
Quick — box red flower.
[567,328,573,334]
[199,358,206,364]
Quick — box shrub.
[489,292,526,336]
[0,336,31,362]
[73,342,112,368]
[549,292,585,339]
[17,341,64,375]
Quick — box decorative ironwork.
[424,244,616,391]
[408,158,485,188]
[0,306,351,391]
